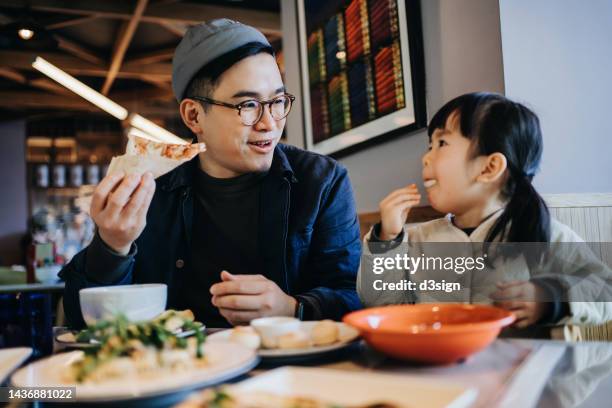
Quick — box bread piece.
[277,330,312,349]
[311,320,339,346]
[230,326,261,350]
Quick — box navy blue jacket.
[60,144,362,328]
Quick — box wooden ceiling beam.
[151,0,181,5]
[0,50,171,81]
[0,67,27,84]
[0,1,134,19]
[0,0,281,35]
[0,86,174,104]
[125,47,175,65]
[0,68,71,95]
[156,20,280,41]
[112,87,174,102]
[157,21,190,38]
[0,91,98,111]
[145,4,281,36]
[140,75,172,92]
[54,34,105,66]
[0,90,178,117]
[28,78,73,95]
[46,15,99,29]
[101,0,149,95]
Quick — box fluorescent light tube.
[32,57,128,120]
[33,57,185,145]
[126,126,162,142]
[128,113,187,145]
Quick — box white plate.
[207,321,359,359]
[54,331,98,349]
[184,366,478,408]
[11,342,258,403]
[0,348,32,384]
[55,325,206,349]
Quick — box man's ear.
[477,152,507,183]
[179,99,204,134]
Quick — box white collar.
[444,208,505,241]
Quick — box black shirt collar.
[194,165,267,194]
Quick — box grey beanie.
[172,18,271,102]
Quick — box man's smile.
[247,138,275,153]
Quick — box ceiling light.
[18,28,34,40]
[128,114,187,145]
[127,127,157,141]
[32,57,128,120]
[32,57,184,144]
[0,18,56,48]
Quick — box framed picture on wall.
[296,0,426,157]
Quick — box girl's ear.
[179,99,204,135]
[477,152,507,184]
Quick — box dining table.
[2,328,612,408]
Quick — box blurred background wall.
[499,0,612,194]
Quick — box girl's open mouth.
[423,179,438,188]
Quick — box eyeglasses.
[188,93,295,126]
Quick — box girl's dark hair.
[428,92,550,243]
[184,41,276,106]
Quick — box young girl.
[358,92,612,329]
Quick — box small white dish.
[208,321,360,360]
[250,317,300,349]
[0,348,32,384]
[11,342,258,403]
[79,283,167,326]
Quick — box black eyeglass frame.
[187,93,296,125]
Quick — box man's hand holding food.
[90,171,156,255]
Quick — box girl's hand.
[490,281,549,328]
[378,184,421,241]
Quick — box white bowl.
[250,317,300,348]
[79,284,167,326]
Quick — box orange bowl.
[343,304,515,364]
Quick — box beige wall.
[281,0,505,212]
[499,0,612,194]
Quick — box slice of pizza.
[107,132,206,179]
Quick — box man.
[60,19,362,328]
